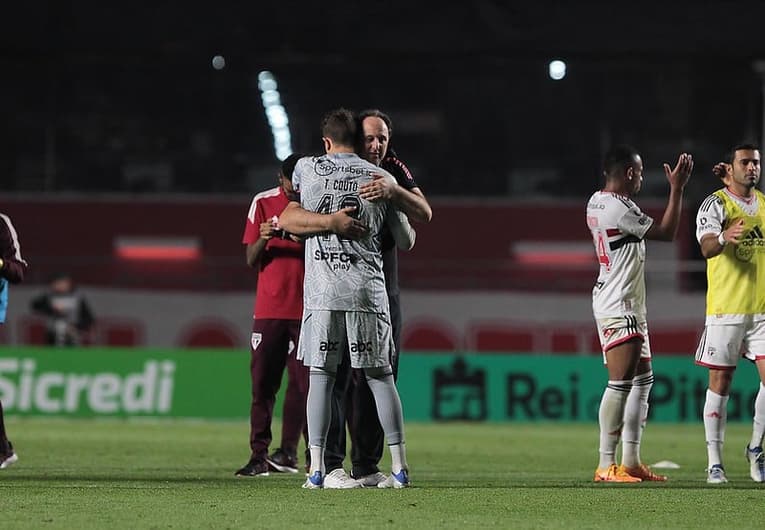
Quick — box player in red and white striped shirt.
[587,145,692,482]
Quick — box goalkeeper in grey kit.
[278,108,414,489]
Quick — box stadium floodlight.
[265,106,289,128]
[273,128,291,142]
[261,89,281,106]
[211,55,226,70]
[258,70,292,160]
[548,60,567,81]
[257,71,277,91]
[275,145,292,161]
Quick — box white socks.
[750,383,765,450]
[704,389,729,468]
[389,443,407,474]
[309,445,325,476]
[621,371,653,468]
[598,380,631,469]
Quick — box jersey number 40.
[316,193,363,218]
[316,194,363,241]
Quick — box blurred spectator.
[30,273,94,346]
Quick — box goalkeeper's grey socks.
[306,368,335,475]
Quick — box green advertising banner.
[396,353,763,423]
[0,347,250,419]
[0,347,760,422]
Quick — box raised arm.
[644,153,693,241]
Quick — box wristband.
[717,232,726,246]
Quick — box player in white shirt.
[587,145,693,482]
[278,108,415,490]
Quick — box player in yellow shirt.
[695,143,765,483]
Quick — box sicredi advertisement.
[0,348,249,419]
[0,348,759,422]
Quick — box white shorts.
[595,316,651,363]
[297,310,393,369]
[694,320,765,369]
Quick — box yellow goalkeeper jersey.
[705,188,765,316]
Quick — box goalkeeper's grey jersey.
[293,152,392,313]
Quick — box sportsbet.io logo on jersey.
[735,225,765,262]
[314,158,374,178]
[315,158,337,176]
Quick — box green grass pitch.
[2,418,765,529]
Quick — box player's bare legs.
[594,339,642,482]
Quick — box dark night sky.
[3,1,765,197]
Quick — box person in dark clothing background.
[323,109,432,488]
[31,273,94,346]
